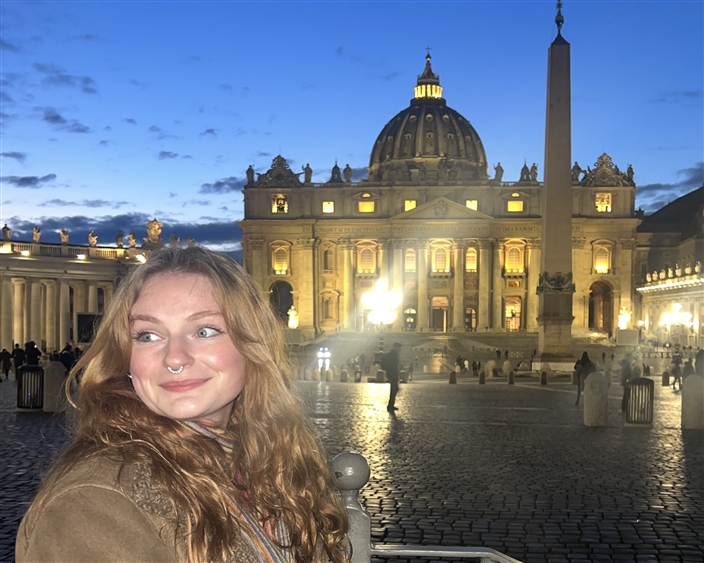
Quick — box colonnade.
[0,275,114,352]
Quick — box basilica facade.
[239,55,642,342]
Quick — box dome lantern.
[413,50,443,101]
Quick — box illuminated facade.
[635,187,704,348]
[239,55,643,341]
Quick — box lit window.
[358,201,375,213]
[358,248,375,272]
[595,193,612,213]
[594,247,610,273]
[465,200,478,211]
[507,200,524,213]
[433,247,449,272]
[404,200,417,211]
[361,192,371,198]
[322,201,335,214]
[405,249,416,273]
[465,248,477,272]
[272,195,288,214]
[273,248,288,275]
[506,247,523,273]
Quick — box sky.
[1,0,702,252]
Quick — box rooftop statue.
[580,153,634,187]
[246,165,255,186]
[116,232,124,248]
[32,226,41,243]
[571,161,583,182]
[128,231,137,248]
[143,218,164,250]
[60,229,69,244]
[169,234,180,248]
[187,236,196,248]
[1,224,11,240]
[253,155,303,188]
[343,164,353,183]
[303,163,312,184]
[530,163,538,182]
[493,162,504,183]
[88,230,98,247]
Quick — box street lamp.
[361,279,402,328]
[660,303,693,347]
[317,347,331,372]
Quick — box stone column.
[526,239,540,330]
[29,280,42,348]
[12,278,25,346]
[249,239,265,292]
[87,281,98,313]
[339,240,354,330]
[478,241,491,330]
[297,238,317,336]
[452,241,465,331]
[392,240,404,331]
[1,278,13,350]
[59,280,71,347]
[417,242,429,330]
[492,241,504,329]
[43,280,57,351]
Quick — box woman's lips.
[160,379,207,392]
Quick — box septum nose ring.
[167,366,184,375]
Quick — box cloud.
[199,176,246,194]
[335,46,362,63]
[1,173,57,188]
[379,72,399,81]
[636,162,704,213]
[39,106,90,132]
[32,62,98,94]
[149,125,161,133]
[256,151,272,157]
[69,122,90,133]
[42,107,66,124]
[0,92,14,104]
[182,155,193,159]
[200,128,216,136]
[1,40,20,53]
[648,90,703,104]
[76,34,100,42]
[98,140,109,146]
[349,166,368,182]
[182,200,210,207]
[1,151,27,163]
[124,118,137,124]
[157,151,179,160]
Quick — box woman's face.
[129,272,245,427]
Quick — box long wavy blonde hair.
[33,246,349,563]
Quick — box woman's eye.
[134,331,159,342]
[196,327,221,338]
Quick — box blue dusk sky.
[1,0,702,252]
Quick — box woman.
[16,246,349,563]
[0,348,11,380]
[574,351,596,405]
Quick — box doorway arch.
[589,281,614,336]
[431,296,449,332]
[269,281,293,322]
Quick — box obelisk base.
[535,292,574,371]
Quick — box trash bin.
[625,377,654,425]
[17,365,44,410]
[399,370,408,383]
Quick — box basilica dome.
[368,54,488,184]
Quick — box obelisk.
[536,1,575,370]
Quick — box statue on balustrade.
[530,163,538,182]
[32,226,41,243]
[143,218,164,250]
[493,162,504,182]
[88,230,98,247]
[128,231,137,248]
[2,224,12,240]
[246,165,255,187]
[116,232,124,248]
[169,234,180,248]
[303,163,313,184]
[571,162,583,182]
[187,236,196,248]
[343,164,353,183]
[60,229,69,244]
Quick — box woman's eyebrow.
[129,314,161,325]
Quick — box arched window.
[433,247,448,272]
[465,248,477,272]
[323,249,334,272]
[506,247,523,273]
[405,249,416,273]
[594,247,610,274]
[273,247,288,275]
[359,248,375,273]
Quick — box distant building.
[636,187,704,348]
[239,54,645,342]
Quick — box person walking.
[0,348,11,380]
[381,342,402,412]
[620,354,633,412]
[12,343,25,376]
[574,352,596,405]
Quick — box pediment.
[393,197,493,221]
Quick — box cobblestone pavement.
[1,372,702,563]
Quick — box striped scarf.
[183,421,293,563]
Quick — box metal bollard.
[331,452,372,563]
[682,374,704,430]
[508,371,515,385]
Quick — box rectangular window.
[507,200,524,213]
[595,193,612,213]
[271,195,288,214]
[322,201,335,214]
[404,199,417,211]
[358,201,375,213]
[508,280,521,288]
[465,199,478,211]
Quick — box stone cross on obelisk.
[535,1,575,371]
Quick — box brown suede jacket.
[16,455,260,563]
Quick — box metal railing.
[332,452,522,563]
